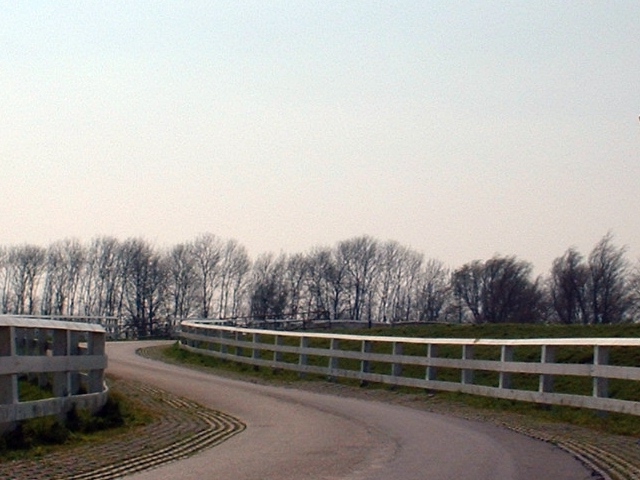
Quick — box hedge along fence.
[0,316,108,431]
[180,320,640,416]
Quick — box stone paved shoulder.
[0,378,245,480]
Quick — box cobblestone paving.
[0,378,244,480]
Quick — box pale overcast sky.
[1,1,639,273]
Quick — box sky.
[1,1,639,275]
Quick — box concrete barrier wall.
[180,320,640,416]
[0,316,108,428]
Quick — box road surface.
[107,341,593,480]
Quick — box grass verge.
[158,339,640,437]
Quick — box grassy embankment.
[163,322,640,436]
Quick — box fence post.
[88,331,106,394]
[360,340,372,386]
[189,325,196,347]
[392,342,403,377]
[299,336,309,379]
[328,338,340,381]
[207,326,216,351]
[37,328,49,388]
[23,328,37,384]
[69,331,81,395]
[461,344,474,385]
[593,345,609,399]
[273,335,283,363]
[235,331,244,357]
[52,329,69,397]
[539,345,555,393]
[500,345,513,389]
[252,333,261,370]
[426,343,438,382]
[219,330,228,355]
[0,326,17,405]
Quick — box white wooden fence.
[180,320,640,416]
[0,316,108,429]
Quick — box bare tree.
[228,243,250,319]
[376,242,424,323]
[587,233,630,324]
[627,261,640,322]
[338,236,379,326]
[41,245,60,315]
[9,244,46,315]
[191,233,222,319]
[326,247,350,321]
[41,239,85,316]
[548,247,589,324]
[484,256,541,323]
[284,253,308,320]
[304,247,332,320]
[452,256,541,324]
[390,246,423,323]
[451,260,484,323]
[217,239,250,319]
[0,247,12,314]
[166,243,198,323]
[305,246,357,322]
[120,239,167,337]
[376,241,402,323]
[84,237,125,317]
[2,232,636,330]
[249,253,288,322]
[416,259,450,323]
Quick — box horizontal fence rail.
[0,316,109,429]
[180,320,640,416]
[12,314,125,340]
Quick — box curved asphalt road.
[107,341,593,480]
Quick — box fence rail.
[180,320,640,416]
[0,316,108,429]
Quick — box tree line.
[0,232,638,336]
